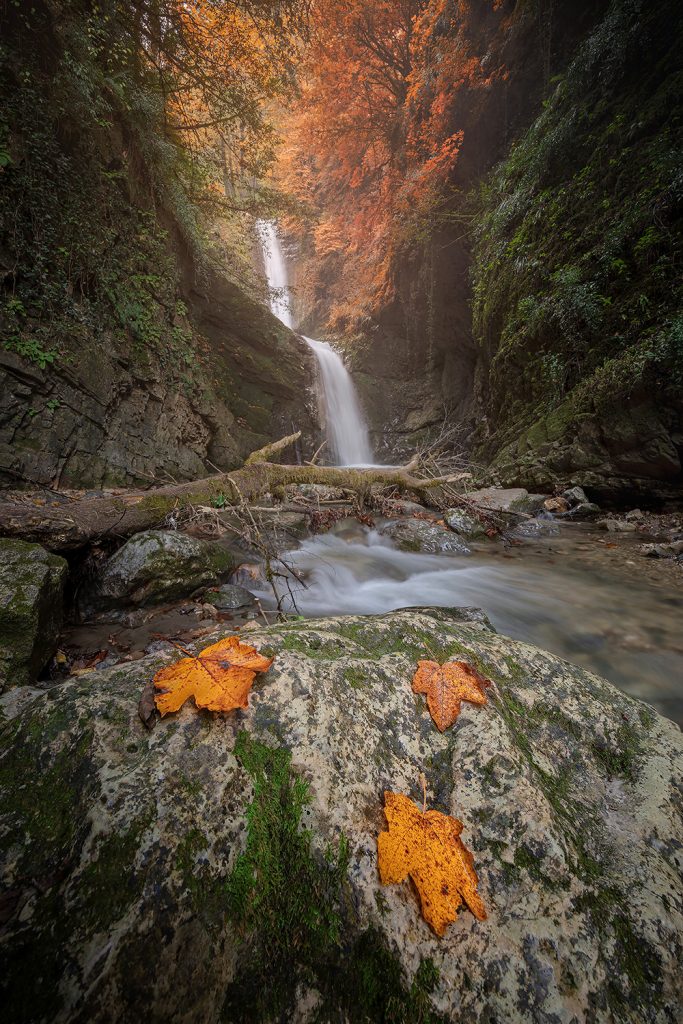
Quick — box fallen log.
[0,439,469,550]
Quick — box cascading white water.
[258,220,374,465]
[259,220,294,329]
[302,336,374,465]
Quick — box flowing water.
[252,520,683,725]
[259,220,374,465]
[256,219,682,726]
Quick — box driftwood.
[0,434,469,550]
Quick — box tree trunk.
[0,444,468,550]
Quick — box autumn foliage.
[378,790,487,935]
[279,0,507,327]
[412,658,490,731]
[153,636,273,715]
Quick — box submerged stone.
[209,583,256,609]
[0,607,680,1023]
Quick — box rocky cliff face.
[340,0,611,461]
[0,1,317,490]
[0,274,316,489]
[341,0,681,503]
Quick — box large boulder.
[78,530,235,614]
[1,608,680,1023]
[379,519,470,555]
[0,539,67,690]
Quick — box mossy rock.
[78,529,236,614]
[0,538,67,690]
[0,608,681,1022]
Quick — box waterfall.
[258,220,374,466]
[259,220,294,329]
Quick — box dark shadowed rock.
[0,539,67,690]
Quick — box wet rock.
[208,583,256,610]
[384,499,431,516]
[379,519,470,555]
[0,608,680,1022]
[557,501,601,520]
[544,496,570,513]
[597,518,638,533]
[510,517,559,539]
[562,485,589,506]
[231,563,267,588]
[639,541,683,559]
[467,487,547,515]
[444,508,489,540]
[78,530,235,614]
[0,539,68,690]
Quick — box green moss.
[222,732,445,1023]
[490,682,604,882]
[223,732,350,1021]
[280,632,347,660]
[471,0,683,463]
[590,721,644,782]
[343,665,369,689]
[573,888,663,1012]
[79,813,153,931]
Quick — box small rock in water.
[444,508,489,540]
[562,486,589,506]
[511,518,559,539]
[209,584,256,610]
[544,496,570,513]
[597,518,637,533]
[624,509,644,521]
[379,519,470,555]
[639,541,683,559]
[557,502,601,521]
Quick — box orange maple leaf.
[153,636,273,716]
[412,659,490,732]
[378,791,487,936]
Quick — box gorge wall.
[296,0,682,504]
[0,1,316,491]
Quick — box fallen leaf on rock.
[378,791,487,936]
[153,636,273,716]
[138,680,157,729]
[412,659,490,731]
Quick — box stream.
[250,519,683,725]
[252,221,683,725]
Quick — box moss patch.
[222,732,445,1023]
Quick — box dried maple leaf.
[153,636,273,716]
[377,791,487,936]
[412,659,490,732]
